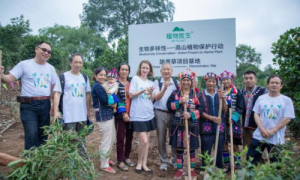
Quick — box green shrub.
[200,141,300,180]
[272,27,300,139]
[288,118,300,139]
[7,123,97,180]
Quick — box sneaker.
[169,159,177,168]
[174,170,185,179]
[191,170,197,177]
[160,162,168,171]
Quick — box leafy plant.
[7,122,97,180]
[200,141,300,180]
[272,27,300,139]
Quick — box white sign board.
[129,18,236,77]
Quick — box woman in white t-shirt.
[129,60,156,175]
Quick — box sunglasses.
[37,47,52,54]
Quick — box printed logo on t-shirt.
[263,104,282,120]
[140,87,151,99]
[32,73,50,88]
[70,83,86,97]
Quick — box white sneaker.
[160,162,168,171]
[168,159,177,168]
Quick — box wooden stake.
[213,84,224,167]
[184,103,192,180]
[229,108,235,179]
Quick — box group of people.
[0,42,295,179]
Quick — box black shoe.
[135,168,142,174]
[143,168,153,175]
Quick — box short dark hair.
[36,41,51,48]
[137,60,154,77]
[92,67,106,81]
[244,70,256,77]
[118,63,131,75]
[267,74,284,85]
[69,53,84,62]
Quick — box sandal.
[125,158,135,167]
[117,161,129,171]
[102,166,116,174]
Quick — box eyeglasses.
[37,47,52,54]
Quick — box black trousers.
[20,99,51,150]
[246,138,278,165]
[201,134,225,169]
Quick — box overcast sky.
[0,0,299,69]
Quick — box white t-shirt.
[153,78,178,111]
[129,76,154,121]
[253,94,295,145]
[9,59,57,96]
[54,71,91,123]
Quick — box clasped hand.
[180,95,189,104]
[144,86,155,95]
[218,90,226,99]
[260,127,276,138]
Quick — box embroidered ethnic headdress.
[178,68,197,81]
[177,68,200,105]
[107,68,118,78]
[203,72,219,80]
[219,70,235,80]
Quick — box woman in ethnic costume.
[219,70,244,170]
[115,63,135,171]
[167,68,200,179]
[199,72,227,169]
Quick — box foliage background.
[272,27,300,138]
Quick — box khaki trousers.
[97,118,116,168]
[155,109,176,164]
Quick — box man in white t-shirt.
[153,63,179,171]
[53,54,91,132]
[247,75,295,165]
[0,42,57,150]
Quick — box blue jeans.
[20,99,51,150]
